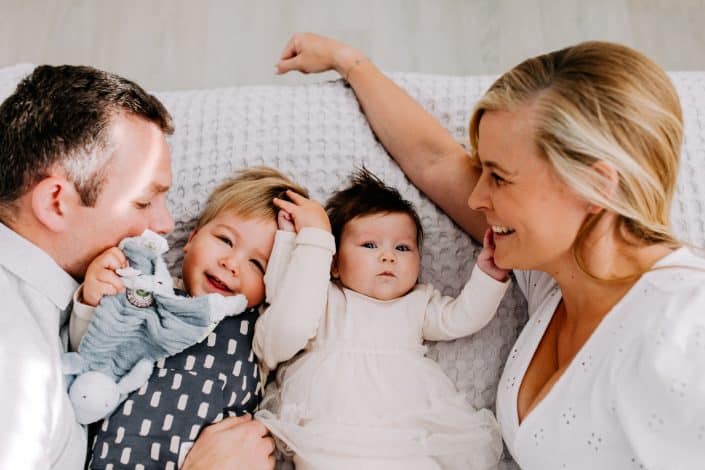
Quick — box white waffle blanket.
[2,64,704,468]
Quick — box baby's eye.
[217,235,233,247]
[361,242,376,249]
[396,244,411,252]
[250,259,265,274]
[134,201,152,210]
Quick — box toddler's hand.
[273,190,331,233]
[477,229,510,282]
[82,247,128,307]
[277,210,295,232]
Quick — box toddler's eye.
[250,259,265,274]
[135,201,152,209]
[362,242,376,249]
[396,244,411,252]
[217,235,233,247]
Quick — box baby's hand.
[277,209,296,232]
[273,190,331,233]
[82,247,128,307]
[477,229,510,282]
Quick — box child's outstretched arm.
[253,191,335,372]
[68,247,127,351]
[422,229,510,341]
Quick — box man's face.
[65,113,174,278]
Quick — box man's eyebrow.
[149,182,170,194]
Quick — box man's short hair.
[195,166,309,230]
[0,65,174,222]
[325,168,424,249]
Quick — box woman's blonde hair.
[469,41,683,278]
[195,166,309,230]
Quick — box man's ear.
[30,176,79,232]
[587,161,619,214]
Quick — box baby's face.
[334,212,420,301]
[181,210,277,307]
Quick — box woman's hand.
[82,247,127,306]
[273,190,331,233]
[276,32,366,78]
[477,228,510,282]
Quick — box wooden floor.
[1,0,704,90]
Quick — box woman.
[274,33,705,469]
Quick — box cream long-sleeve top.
[253,228,510,374]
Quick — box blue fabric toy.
[63,230,248,424]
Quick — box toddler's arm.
[68,247,127,350]
[254,192,335,372]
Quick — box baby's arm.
[254,191,335,371]
[68,247,127,350]
[262,210,297,303]
[422,229,510,341]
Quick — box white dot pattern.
[88,311,261,468]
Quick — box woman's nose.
[467,177,490,212]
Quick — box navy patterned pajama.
[88,308,262,470]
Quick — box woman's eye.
[362,242,376,249]
[135,201,152,209]
[217,235,232,247]
[250,259,265,274]
[396,245,411,252]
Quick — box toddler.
[69,167,307,469]
[255,169,510,470]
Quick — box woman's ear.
[330,254,339,280]
[30,176,77,232]
[587,161,619,214]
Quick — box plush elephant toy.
[63,230,248,424]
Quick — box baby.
[254,169,510,470]
[69,167,307,469]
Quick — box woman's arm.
[277,33,487,242]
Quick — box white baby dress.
[255,228,509,470]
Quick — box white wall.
[1,0,704,90]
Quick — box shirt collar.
[0,222,78,310]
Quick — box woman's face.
[468,105,590,272]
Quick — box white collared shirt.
[0,223,86,469]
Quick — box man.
[0,65,274,469]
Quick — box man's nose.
[151,204,175,235]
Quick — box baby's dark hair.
[325,168,424,249]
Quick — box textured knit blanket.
[2,64,704,469]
